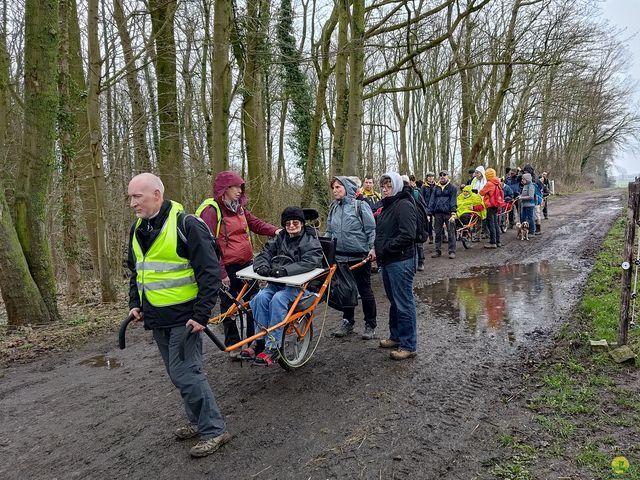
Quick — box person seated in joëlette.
[456,185,486,227]
[247,207,323,366]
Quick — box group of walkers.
[407,165,551,266]
[124,165,550,458]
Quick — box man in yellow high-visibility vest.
[127,173,231,458]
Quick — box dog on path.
[516,221,529,240]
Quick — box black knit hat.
[281,206,306,227]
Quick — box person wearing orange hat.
[479,168,504,248]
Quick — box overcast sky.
[600,0,640,175]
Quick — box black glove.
[254,265,271,276]
[272,268,287,278]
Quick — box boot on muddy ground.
[175,424,199,440]
[390,348,417,360]
[332,319,354,337]
[190,431,233,458]
[379,338,400,348]
[362,325,377,340]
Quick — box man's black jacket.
[128,200,221,329]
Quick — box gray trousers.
[433,213,456,254]
[153,326,226,439]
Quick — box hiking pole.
[118,314,135,349]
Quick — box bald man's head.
[128,173,165,219]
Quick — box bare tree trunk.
[0,21,50,327]
[391,71,412,174]
[143,46,161,165]
[14,0,61,322]
[211,0,231,173]
[276,96,288,185]
[149,0,183,201]
[300,4,337,207]
[467,0,521,166]
[87,0,117,302]
[102,0,115,178]
[68,0,99,275]
[181,26,207,209]
[449,15,473,171]
[342,0,364,176]
[331,0,349,176]
[58,0,81,303]
[113,0,151,172]
[241,0,270,218]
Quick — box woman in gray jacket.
[326,176,378,339]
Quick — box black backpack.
[408,196,429,243]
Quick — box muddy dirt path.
[0,190,623,479]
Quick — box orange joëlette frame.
[501,199,517,215]
[207,265,338,353]
[456,212,479,235]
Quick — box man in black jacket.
[427,171,458,259]
[421,172,436,243]
[375,173,418,361]
[127,173,230,458]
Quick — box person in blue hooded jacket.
[326,176,378,339]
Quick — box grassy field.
[491,214,640,480]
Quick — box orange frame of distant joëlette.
[500,198,517,216]
[456,211,481,249]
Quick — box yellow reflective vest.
[131,201,198,307]
[195,198,250,237]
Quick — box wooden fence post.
[619,178,640,346]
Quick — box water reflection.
[415,262,580,343]
[79,355,122,369]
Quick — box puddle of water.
[79,355,122,369]
[415,261,581,343]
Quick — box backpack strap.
[354,199,364,226]
[177,213,214,245]
[328,199,365,227]
[195,198,223,236]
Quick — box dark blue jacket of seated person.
[253,226,323,278]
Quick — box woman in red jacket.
[479,168,503,249]
[198,171,281,358]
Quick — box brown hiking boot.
[190,431,232,458]
[379,338,400,349]
[390,348,417,360]
[174,424,199,440]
